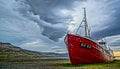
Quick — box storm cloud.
[0,0,120,52]
[91,0,120,39]
[18,0,80,41]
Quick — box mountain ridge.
[0,42,68,59]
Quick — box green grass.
[55,60,120,69]
[0,51,120,69]
[0,58,120,69]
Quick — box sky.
[0,0,120,53]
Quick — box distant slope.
[114,51,120,57]
[114,51,120,60]
[0,42,68,60]
[0,42,22,52]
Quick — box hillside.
[0,42,68,61]
[114,51,120,60]
[0,42,120,69]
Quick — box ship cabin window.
[99,42,106,45]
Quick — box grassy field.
[0,51,120,69]
[0,59,120,69]
[54,51,120,69]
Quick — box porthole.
[80,42,92,49]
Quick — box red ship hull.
[65,34,114,65]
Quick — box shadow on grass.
[55,60,120,68]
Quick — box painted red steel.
[65,34,114,65]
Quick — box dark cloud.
[0,0,120,52]
[21,0,81,41]
[92,0,120,39]
[15,0,120,42]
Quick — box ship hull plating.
[65,34,114,65]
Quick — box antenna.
[83,8,88,37]
[88,28,91,37]
[75,8,90,37]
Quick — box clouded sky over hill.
[0,0,120,53]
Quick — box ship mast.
[75,8,90,37]
[84,8,88,37]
